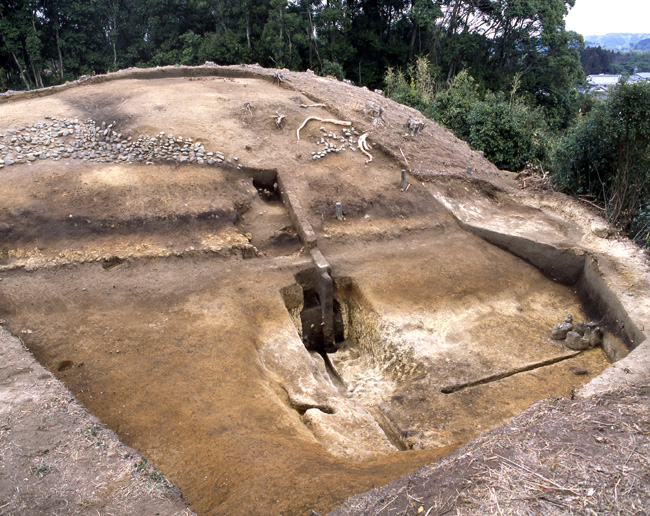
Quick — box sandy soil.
[0,67,646,516]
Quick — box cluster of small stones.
[550,314,603,351]
[311,126,361,161]
[0,116,241,169]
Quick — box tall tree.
[0,0,39,89]
[406,0,441,59]
[426,0,584,128]
[261,0,307,69]
[581,46,610,75]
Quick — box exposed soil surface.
[328,385,650,516]
[0,327,194,516]
[0,67,647,516]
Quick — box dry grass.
[330,386,650,516]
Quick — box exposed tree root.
[270,112,286,129]
[358,132,373,163]
[296,116,351,140]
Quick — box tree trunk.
[307,3,322,69]
[287,33,292,68]
[214,0,227,32]
[279,4,284,64]
[429,25,442,67]
[245,12,251,48]
[55,22,64,79]
[11,51,31,89]
[408,21,419,59]
[307,26,312,68]
[110,0,118,69]
[29,54,43,88]
[30,9,44,87]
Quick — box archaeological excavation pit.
[0,67,646,516]
[280,236,616,460]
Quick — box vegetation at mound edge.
[552,80,650,245]
[1,0,648,247]
[386,61,650,248]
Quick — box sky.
[564,0,650,36]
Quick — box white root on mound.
[358,132,373,163]
[296,116,352,140]
[270,112,286,129]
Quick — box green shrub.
[430,70,479,140]
[631,196,650,248]
[467,92,549,172]
[383,57,435,111]
[431,72,549,171]
[385,63,550,172]
[551,79,650,239]
[384,67,413,103]
[320,60,345,80]
[199,31,251,65]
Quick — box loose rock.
[550,314,573,340]
[565,331,590,350]
[0,116,237,169]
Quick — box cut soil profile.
[0,65,648,516]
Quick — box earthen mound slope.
[0,65,648,516]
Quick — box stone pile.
[550,314,603,351]
[0,116,240,169]
[311,125,361,161]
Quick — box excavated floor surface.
[0,72,619,515]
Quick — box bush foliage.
[552,79,650,246]
[387,65,549,172]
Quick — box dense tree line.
[581,46,650,75]
[2,1,581,106]
[552,80,650,246]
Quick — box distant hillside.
[585,33,650,51]
[634,39,650,51]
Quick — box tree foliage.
[384,56,436,112]
[386,65,549,172]
[581,46,611,75]
[467,92,549,171]
[430,69,478,140]
[609,51,650,75]
[1,0,582,109]
[552,79,650,245]
[580,46,650,76]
